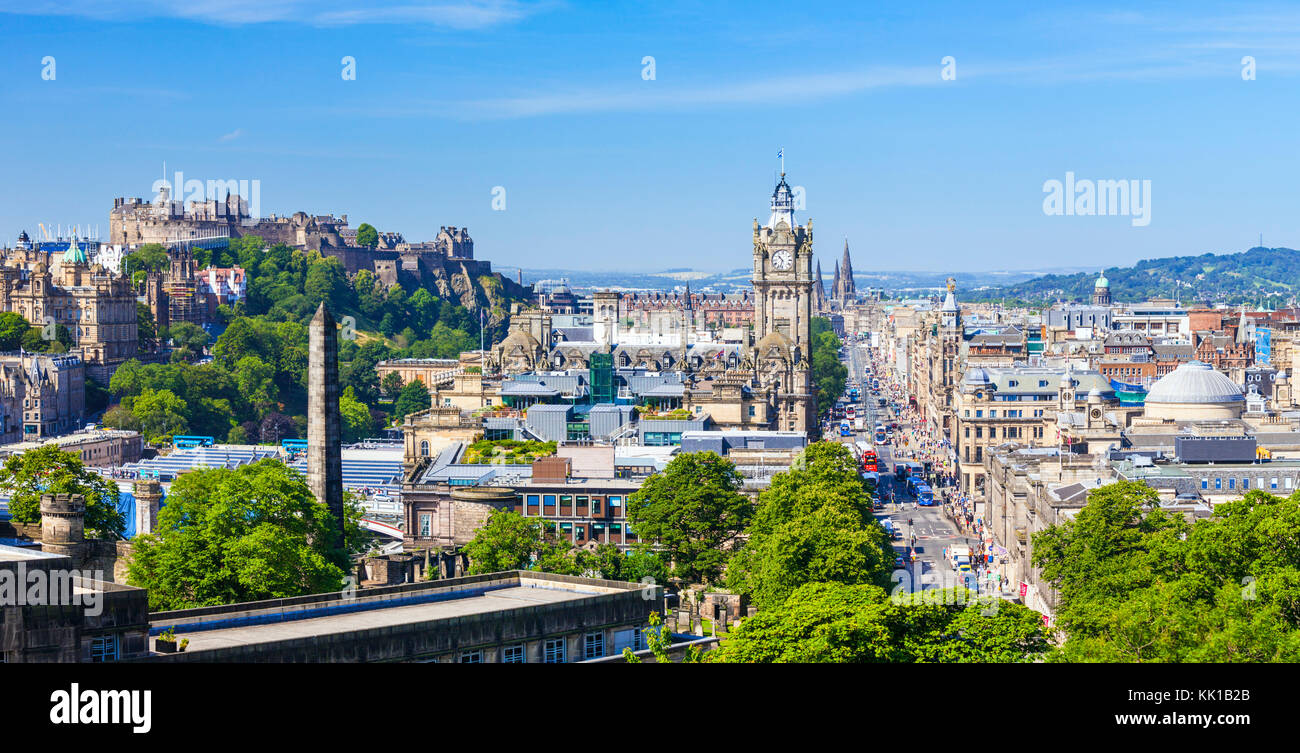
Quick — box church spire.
[839,239,855,300]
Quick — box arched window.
[420,440,430,457]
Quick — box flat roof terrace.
[176,584,591,652]
[141,571,658,662]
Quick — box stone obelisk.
[308,302,345,547]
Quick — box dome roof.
[1145,361,1244,405]
[756,329,793,354]
[1095,271,1109,288]
[500,327,540,351]
[63,235,87,265]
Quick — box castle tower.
[40,493,86,560]
[134,479,163,537]
[308,302,345,547]
[1093,271,1111,306]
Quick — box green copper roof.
[62,236,87,265]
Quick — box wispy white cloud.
[218,128,243,142]
[352,65,945,120]
[0,0,550,29]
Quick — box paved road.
[837,340,974,592]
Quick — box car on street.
[894,556,906,569]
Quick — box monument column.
[308,302,345,547]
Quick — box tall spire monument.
[308,302,345,547]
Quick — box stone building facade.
[0,352,85,441]
[486,174,817,436]
[0,238,137,383]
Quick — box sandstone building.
[0,237,137,383]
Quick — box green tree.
[726,442,892,609]
[102,404,140,432]
[233,355,279,415]
[393,380,431,422]
[339,385,374,443]
[623,611,704,663]
[132,388,190,441]
[0,444,126,537]
[463,509,577,575]
[126,459,358,610]
[167,321,209,362]
[0,312,31,350]
[135,302,159,352]
[625,452,753,585]
[355,223,379,249]
[708,582,1051,663]
[304,255,349,309]
[1030,481,1300,662]
[122,243,169,275]
[381,371,404,397]
[810,317,848,415]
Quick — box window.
[748,405,755,417]
[559,495,572,507]
[459,650,483,663]
[576,496,588,509]
[90,635,119,663]
[502,645,525,663]
[592,498,602,515]
[544,638,566,663]
[1215,478,1222,490]
[543,495,556,508]
[420,440,430,457]
[584,632,605,660]
[419,513,432,539]
[1201,479,1208,490]
[1228,478,1235,490]
[1243,478,1251,490]
[1287,478,1294,490]
[1272,478,1279,490]
[609,496,622,509]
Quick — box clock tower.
[751,172,816,435]
[753,173,814,351]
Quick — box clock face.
[772,250,793,271]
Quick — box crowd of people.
[861,344,1015,597]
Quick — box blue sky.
[2,1,1299,273]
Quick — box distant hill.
[969,247,1300,307]
[507,265,1076,295]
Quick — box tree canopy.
[0,444,126,538]
[1032,481,1300,662]
[126,459,363,610]
[811,317,847,415]
[626,451,754,584]
[708,582,1051,663]
[726,441,892,610]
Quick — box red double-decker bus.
[854,440,878,474]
